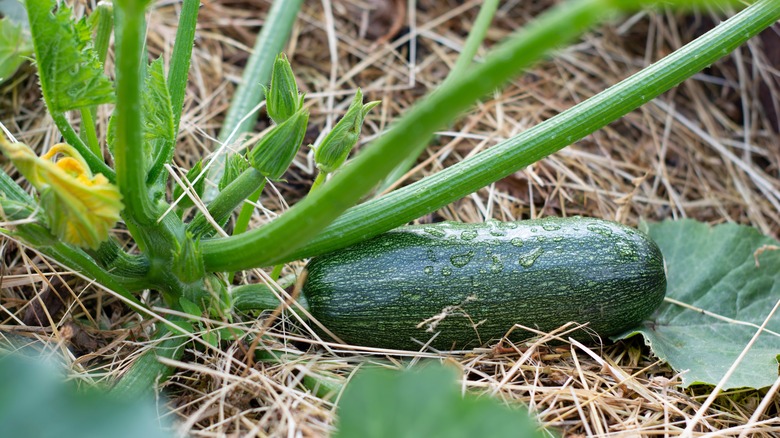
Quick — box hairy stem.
[168,0,200,134]
[187,168,266,237]
[113,0,157,224]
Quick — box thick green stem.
[269,264,283,281]
[0,166,35,206]
[232,182,266,236]
[205,0,303,200]
[447,0,501,83]
[226,181,266,279]
[10,222,147,307]
[79,108,100,156]
[310,171,328,192]
[231,275,303,313]
[93,3,114,65]
[201,0,780,271]
[82,3,114,159]
[168,0,200,134]
[187,168,266,237]
[113,0,157,225]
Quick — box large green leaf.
[0,16,32,83]
[335,364,546,438]
[619,219,780,389]
[25,0,113,111]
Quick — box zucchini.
[302,217,666,350]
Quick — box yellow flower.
[0,137,123,249]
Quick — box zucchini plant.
[0,0,778,398]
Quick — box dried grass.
[1,0,780,436]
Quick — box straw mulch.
[1,0,779,436]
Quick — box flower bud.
[314,89,379,173]
[248,108,309,180]
[172,232,205,284]
[265,53,304,124]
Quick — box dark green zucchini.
[303,217,666,350]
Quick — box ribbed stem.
[113,0,157,224]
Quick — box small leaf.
[218,153,249,191]
[25,0,114,111]
[203,330,219,348]
[617,219,780,389]
[205,274,231,318]
[0,17,33,84]
[216,326,245,341]
[143,58,175,161]
[335,364,545,438]
[179,296,202,318]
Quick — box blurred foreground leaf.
[0,16,32,83]
[335,364,546,438]
[618,219,780,389]
[0,353,171,438]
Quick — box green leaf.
[0,17,32,84]
[179,296,202,318]
[143,57,175,161]
[335,364,546,438]
[25,0,114,111]
[618,219,780,389]
[0,353,171,438]
[218,153,249,191]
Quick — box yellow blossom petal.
[0,136,123,249]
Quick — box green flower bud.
[172,232,205,284]
[173,160,205,209]
[248,108,309,180]
[314,89,379,173]
[218,153,249,191]
[266,53,304,124]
